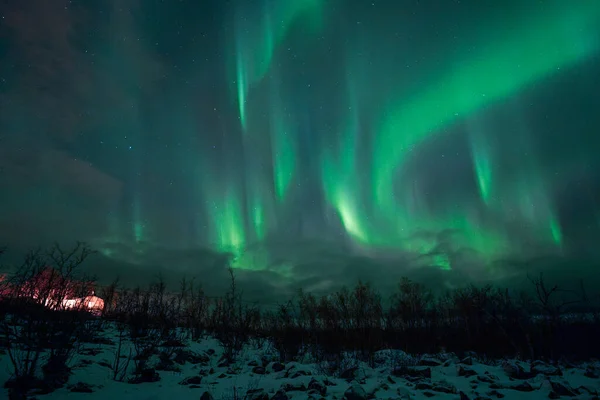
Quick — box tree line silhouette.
[1,242,599,398]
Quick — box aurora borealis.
[1,0,600,299]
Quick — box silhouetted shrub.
[0,243,96,399]
[3,239,600,389]
[210,268,259,364]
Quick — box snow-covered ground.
[1,325,598,400]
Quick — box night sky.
[1,0,599,302]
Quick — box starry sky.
[1,0,600,301]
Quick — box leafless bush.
[261,275,600,363]
[349,281,383,366]
[263,300,302,363]
[387,278,434,331]
[220,376,262,400]
[181,277,210,341]
[0,242,96,398]
[110,321,131,382]
[6,238,600,382]
[211,267,259,364]
[98,278,120,318]
[104,275,189,382]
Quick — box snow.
[0,324,598,400]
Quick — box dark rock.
[344,383,367,400]
[578,385,598,395]
[69,382,94,393]
[246,388,269,400]
[387,376,395,384]
[248,360,259,367]
[548,380,577,397]
[200,391,214,400]
[419,356,443,367]
[261,356,270,367]
[271,362,285,372]
[460,391,470,400]
[282,382,307,392]
[79,348,103,356]
[584,366,599,379]
[271,389,289,400]
[308,378,327,396]
[174,349,209,365]
[458,366,477,378]
[392,366,432,379]
[423,391,435,397]
[477,374,495,384]
[510,382,535,392]
[160,338,185,348]
[415,382,433,391]
[252,366,266,375]
[396,386,412,399]
[155,358,181,372]
[460,357,474,366]
[486,390,505,398]
[531,361,562,377]
[129,368,160,384]
[289,370,310,379]
[340,366,359,381]
[179,376,202,385]
[561,361,578,370]
[501,360,535,380]
[432,380,456,394]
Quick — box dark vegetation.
[0,243,599,399]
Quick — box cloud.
[0,139,123,246]
[0,137,123,202]
[40,148,123,205]
[3,0,88,142]
[2,232,599,306]
[72,237,516,302]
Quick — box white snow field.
[0,324,598,400]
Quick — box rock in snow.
[0,325,599,399]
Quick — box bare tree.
[1,242,95,398]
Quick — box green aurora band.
[90,1,600,272]
[326,1,600,264]
[209,0,325,260]
[232,0,324,132]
